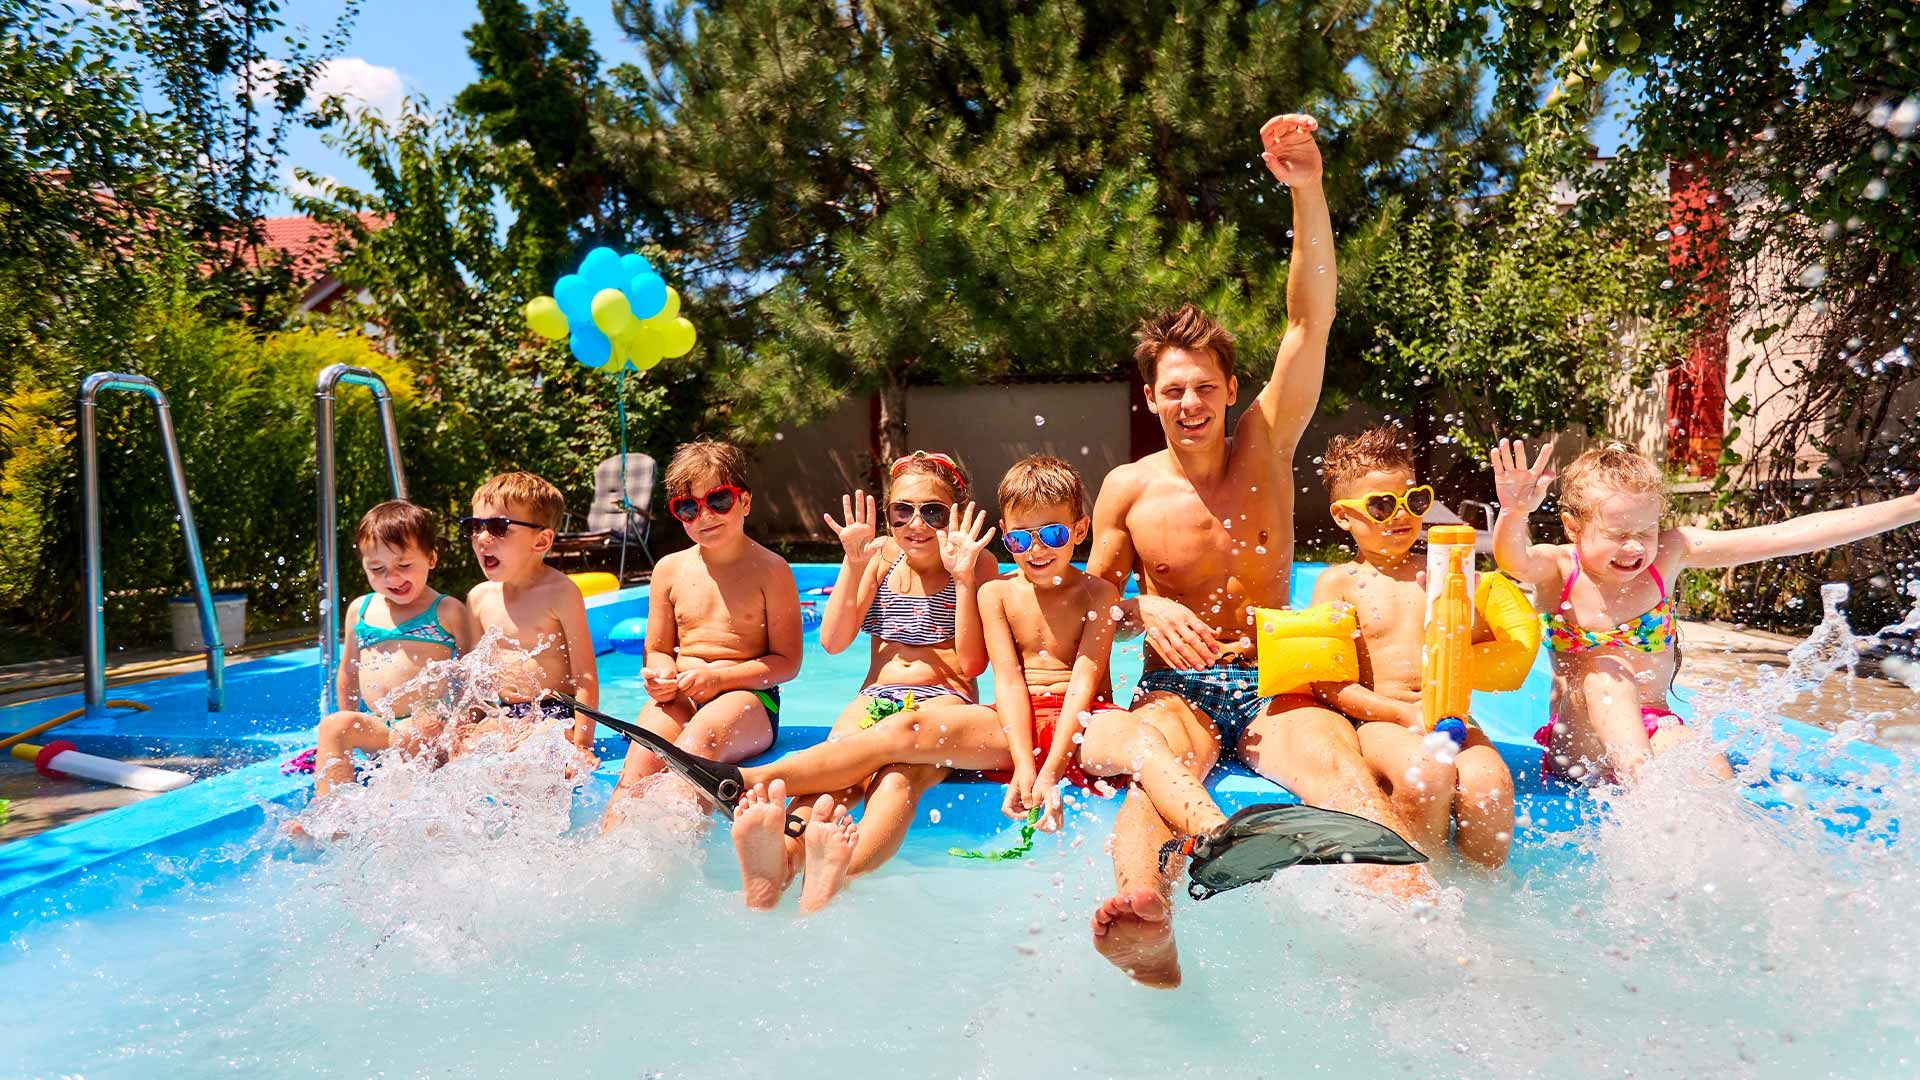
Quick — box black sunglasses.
[887,501,951,530]
[459,515,548,539]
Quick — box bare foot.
[1091,888,1181,988]
[797,795,859,914]
[1353,862,1439,904]
[731,779,793,911]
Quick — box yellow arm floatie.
[1469,571,1540,692]
[1253,604,1359,698]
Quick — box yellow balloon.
[659,316,698,359]
[659,286,680,321]
[590,288,637,339]
[600,339,630,372]
[524,296,569,340]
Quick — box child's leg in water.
[1354,720,1456,856]
[314,710,392,797]
[1581,662,1656,782]
[1650,720,1735,780]
[1076,710,1226,836]
[603,692,776,831]
[740,701,1010,796]
[1450,727,1514,868]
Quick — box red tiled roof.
[237,213,385,284]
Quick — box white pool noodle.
[45,749,193,792]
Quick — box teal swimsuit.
[352,593,460,713]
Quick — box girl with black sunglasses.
[727,450,999,913]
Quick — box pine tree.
[611,0,1486,469]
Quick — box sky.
[270,1,1632,215]
[272,1,637,211]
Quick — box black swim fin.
[1158,802,1428,901]
[553,694,803,837]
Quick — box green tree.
[455,0,672,280]
[295,103,706,556]
[611,0,1490,470]
[1399,0,1919,624]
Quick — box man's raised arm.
[1244,114,1334,455]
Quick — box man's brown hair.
[665,439,750,497]
[1559,442,1665,523]
[1132,303,1237,384]
[472,471,565,531]
[355,499,438,555]
[998,455,1087,520]
[1321,424,1416,495]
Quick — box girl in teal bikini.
[1492,439,1920,785]
[311,501,478,798]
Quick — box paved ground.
[2,620,1914,844]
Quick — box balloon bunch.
[522,246,698,372]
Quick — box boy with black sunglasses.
[462,471,600,753]
[1307,425,1514,867]
[603,440,803,831]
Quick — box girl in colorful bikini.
[311,500,478,798]
[728,450,998,912]
[1491,439,1920,785]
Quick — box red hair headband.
[889,450,964,487]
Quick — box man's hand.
[1492,438,1557,515]
[1139,593,1224,670]
[1260,113,1323,187]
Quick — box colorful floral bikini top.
[1541,554,1677,654]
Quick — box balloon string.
[616,366,631,513]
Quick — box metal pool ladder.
[314,364,407,711]
[78,373,225,711]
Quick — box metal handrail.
[79,372,225,711]
[315,364,407,711]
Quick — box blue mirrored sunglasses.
[1003,523,1073,554]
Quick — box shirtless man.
[1084,113,1433,988]
[603,440,803,830]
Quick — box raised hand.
[823,492,885,565]
[1491,438,1557,514]
[936,501,997,585]
[1259,113,1323,187]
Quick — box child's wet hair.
[473,471,564,531]
[888,450,969,504]
[1559,442,1665,522]
[1132,303,1237,384]
[1321,424,1415,495]
[998,455,1086,519]
[355,499,438,555]
[665,439,750,497]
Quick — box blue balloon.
[618,252,654,280]
[624,272,669,320]
[609,616,648,655]
[580,246,624,291]
[554,274,594,324]
[569,327,612,368]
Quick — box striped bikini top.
[354,593,460,656]
[1541,555,1676,654]
[861,553,958,647]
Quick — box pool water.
[2,569,1917,1078]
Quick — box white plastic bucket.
[169,592,246,652]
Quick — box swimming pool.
[3,563,1914,1078]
